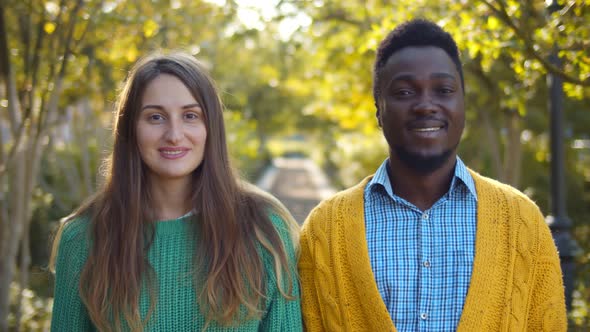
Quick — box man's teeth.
[414,127,442,132]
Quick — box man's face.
[376,46,465,173]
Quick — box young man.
[298,19,566,331]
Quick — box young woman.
[50,52,302,331]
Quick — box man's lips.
[407,119,447,132]
[413,127,443,132]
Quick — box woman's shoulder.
[59,214,92,245]
[52,214,92,270]
[266,211,300,261]
[242,183,299,244]
[268,213,290,234]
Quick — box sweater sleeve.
[526,208,567,331]
[51,218,94,332]
[259,214,303,331]
[298,207,326,332]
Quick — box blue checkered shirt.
[364,157,477,332]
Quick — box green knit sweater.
[51,213,302,331]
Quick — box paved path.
[256,157,335,224]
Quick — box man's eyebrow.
[390,72,457,83]
[389,74,416,83]
[430,72,456,80]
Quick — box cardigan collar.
[341,169,501,331]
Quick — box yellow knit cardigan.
[299,170,566,331]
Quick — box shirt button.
[423,260,431,268]
[420,312,428,320]
[422,213,429,220]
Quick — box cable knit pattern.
[298,169,566,332]
[51,214,302,331]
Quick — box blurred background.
[0,0,588,330]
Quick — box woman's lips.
[159,148,190,159]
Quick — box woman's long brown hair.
[49,52,299,331]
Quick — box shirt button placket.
[419,210,431,331]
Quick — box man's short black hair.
[373,19,464,109]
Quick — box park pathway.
[256,157,336,224]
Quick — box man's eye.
[394,89,413,96]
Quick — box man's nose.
[411,93,439,114]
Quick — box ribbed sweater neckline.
[153,212,194,235]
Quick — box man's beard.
[393,145,455,174]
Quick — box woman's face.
[136,74,207,187]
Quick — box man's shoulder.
[321,175,372,204]
[302,175,372,231]
[312,175,372,212]
[469,169,543,218]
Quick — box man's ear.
[376,102,382,128]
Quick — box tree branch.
[19,0,32,84]
[27,5,46,119]
[0,3,27,176]
[0,4,20,132]
[38,0,84,141]
[317,10,365,26]
[481,0,590,86]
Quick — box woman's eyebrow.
[141,104,164,111]
[140,103,202,111]
[182,103,201,109]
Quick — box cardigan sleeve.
[51,218,94,332]
[259,214,303,331]
[525,209,567,331]
[298,208,326,332]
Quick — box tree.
[0,0,98,328]
[288,0,589,326]
[1,0,310,328]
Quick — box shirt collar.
[452,157,478,201]
[367,156,478,201]
[367,159,396,199]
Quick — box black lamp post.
[545,0,579,312]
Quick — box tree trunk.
[0,1,85,328]
[503,110,523,187]
[476,105,505,181]
[4,129,46,331]
[78,99,94,196]
[0,4,19,328]
[15,219,31,332]
[467,61,505,181]
[0,151,26,332]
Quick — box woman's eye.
[185,113,199,120]
[148,114,164,121]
